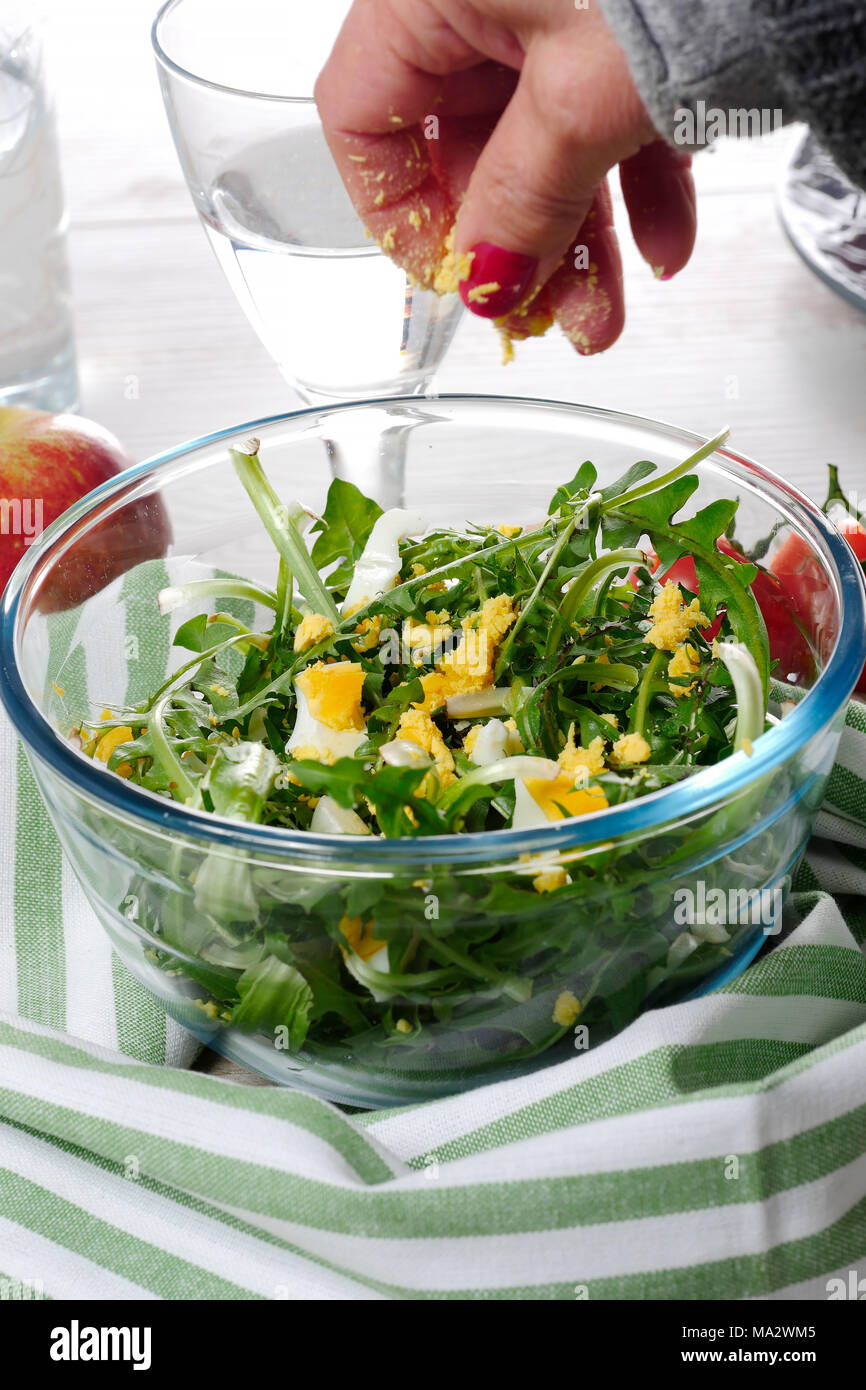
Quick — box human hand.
[315,0,697,355]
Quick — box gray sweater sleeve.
[598,0,866,190]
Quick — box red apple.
[0,406,170,612]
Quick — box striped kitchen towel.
[0,562,200,1068]
[0,609,865,1296]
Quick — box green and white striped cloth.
[1,698,865,1298]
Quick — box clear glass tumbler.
[0,7,78,412]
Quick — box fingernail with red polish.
[459,242,539,319]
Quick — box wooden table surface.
[43,0,866,1084]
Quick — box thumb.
[453,36,648,318]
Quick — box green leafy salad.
[82,429,776,1080]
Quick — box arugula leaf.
[175,614,239,654]
[310,478,383,572]
[548,460,597,514]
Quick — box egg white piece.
[285,684,367,763]
[341,508,426,614]
[379,738,432,768]
[310,794,371,835]
[467,718,525,766]
[511,777,554,831]
[468,719,508,766]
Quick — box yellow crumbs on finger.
[433,229,474,295]
[467,281,500,305]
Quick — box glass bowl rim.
[1,392,864,866]
[152,0,321,105]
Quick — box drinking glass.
[0,6,78,412]
[152,0,463,467]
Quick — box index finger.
[314,0,516,284]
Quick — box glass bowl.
[2,396,864,1107]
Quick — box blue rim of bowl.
[2,394,865,866]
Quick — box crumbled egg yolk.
[293,611,335,653]
[609,732,652,766]
[94,710,134,778]
[498,328,515,365]
[552,990,581,1026]
[497,524,521,538]
[338,914,387,963]
[415,594,516,712]
[352,614,382,653]
[466,280,500,305]
[533,865,569,894]
[395,707,456,785]
[667,641,701,696]
[404,614,454,664]
[645,582,708,652]
[559,729,607,783]
[432,228,474,295]
[600,713,619,730]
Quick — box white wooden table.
[44,0,866,1083]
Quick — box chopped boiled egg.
[609,732,651,766]
[667,641,701,695]
[287,661,367,763]
[293,611,335,653]
[512,775,609,830]
[533,866,569,894]
[337,914,392,998]
[310,794,371,835]
[416,593,517,713]
[395,707,456,785]
[558,730,607,782]
[552,990,582,1025]
[463,717,522,766]
[379,738,433,769]
[341,508,426,616]
[645,582,708,652]
[338,914,389,973]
